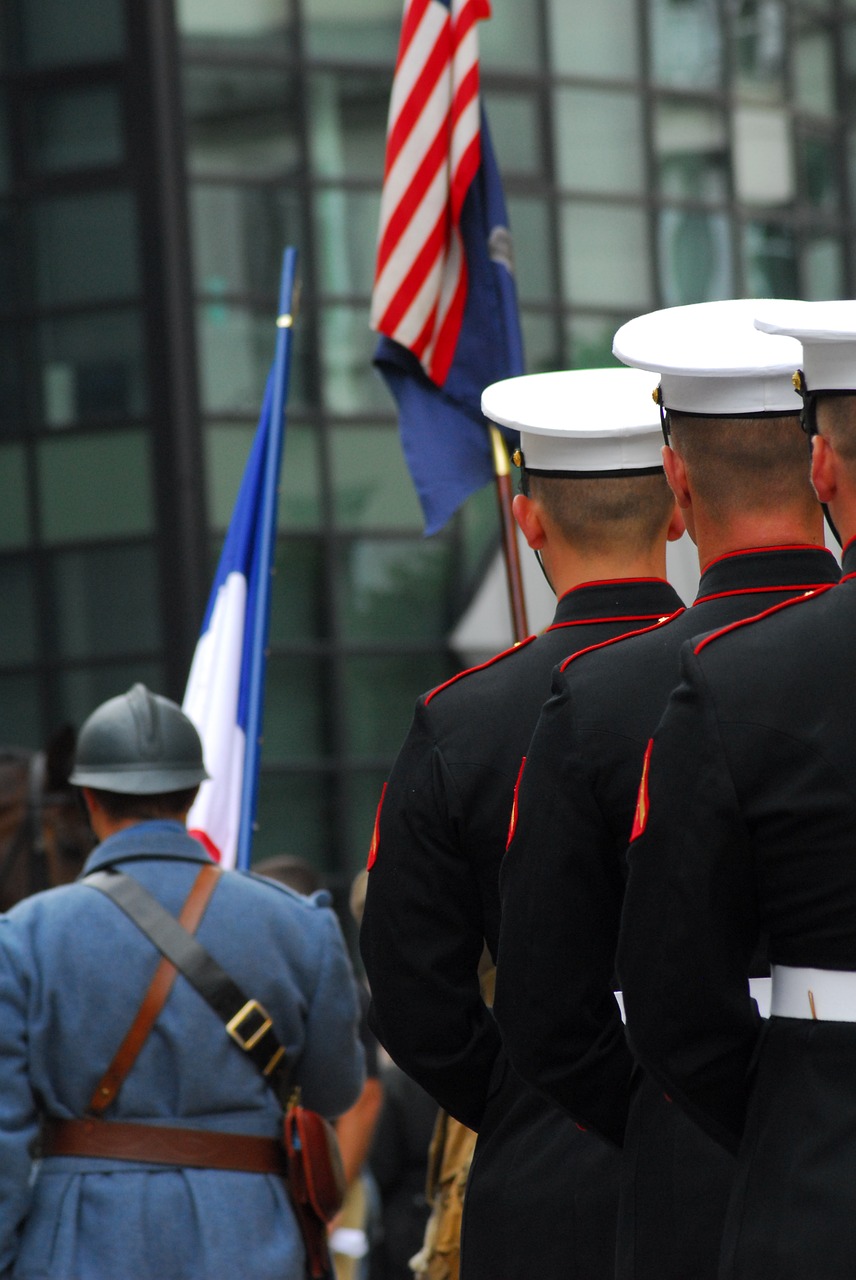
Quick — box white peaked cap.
[481,367,664,474]
[755,300,856,392]
[613,298,804,415]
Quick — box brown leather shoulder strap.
[88,864,221,1115]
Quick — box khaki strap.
[88,865,221,1115]
[42,1116,286,1174]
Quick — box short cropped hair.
[667,412,814,520]
[816,394,856,462]
[89,786,199,823]
[527,470,675,554]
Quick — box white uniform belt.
[771,965,856,1021]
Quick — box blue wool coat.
[0,822,364,1280]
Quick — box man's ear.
[810,433,836,505]
[666,501,686,543]
[662,444,691,511]
[512,493,547,550]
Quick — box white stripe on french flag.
[182,377,274,870]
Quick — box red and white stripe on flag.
[370,0,491,387]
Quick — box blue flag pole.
[236,247,299,870]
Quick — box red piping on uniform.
[366,782,387,871]
[545,613,673,633]
[559,609,686,672]
[694,583,836,605]
[700,544,829,572]
[693,585,835,656]
[424,635,537,705]
[506,756,526,850]
[558,576,670,600]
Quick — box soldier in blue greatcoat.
[0,684,364,1280]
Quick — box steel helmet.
[69,684,209,794]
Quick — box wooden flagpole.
[488,424,529,643]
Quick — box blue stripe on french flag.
[182,376,274,870]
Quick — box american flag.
[371,0,493,387]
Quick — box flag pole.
[236,247,299,869]
[489,424,528,643]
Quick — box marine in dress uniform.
[618,302,856,1280]
[360,366,687,1280]
[492,299,841,1280]
[0,685,364,1280]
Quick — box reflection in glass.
[520,312,562,376]
[21,0,125,69]
[733,106,794,206]
[33,191,139,308]
[177,0,294,48]
[308,74,389,182]
[732,0,786,102]
[483,93,544,178]
[330,426,424,530]
[655,103,729,203]
[37,310,147,425]
[0,675,42,748]
[27,86,123,174]
[38,432,154,544]
[0,446,30,550]
[742,221,797,297]
[52,544,161,660]
[205,424,322,533]
[269,538,325,641]
[255,771,332,866]
[802,237,843,300]
[0,560,37,665]
[58,662,164,733]
[650,0,723,90]
[547,0,639,78]
[479,4,539,71]
[567,314,629,371]
[319,307,391,415]
[184,67,300,179]
[192,185,303,297]
[343,654,455,757]
[561,203,651,309]
[506,198,555,304]
[197,303,313,414]
[794,26,836,116]
[555,89,644,195]
[337,537,454,641]
[314,188,380,298]
[798,133,840,211]
[263,654,327,760]
[658,210,733,305]
[303,0,400,64]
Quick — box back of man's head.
[529,470,676,556]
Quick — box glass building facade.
[0,0,853,890]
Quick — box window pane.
[269,538,325,642]
[0,97,10,194]
[254,770,334,867]
[507,198,556,304]
[655,103,729,203]
[650,0,723,91]
[732,106,795,206]
[32,190,139,307]
[547,0,639,78]
[0,445,30,550]
[51,544,161,660]
[27,86,123,175]
[658,210,734,305]
[191,184,304,297]
[38,431,154,544]
[263,654,327,760]
[205,423,322,532]
[802,236,844,299]
[178,0,295,49]
[313,188,380,298]
[57,661,165,731]
[308,73,389,182]
[555,89,645,195]
[21,0,125,68]
[479,6,539,71]
[798,132,841,211]
[566,314,629,370]
[561,203,651,309]
[0,674,42,748]
[742,221,798,297]
[342,654,455,756]
[0,324,25,431]
[0,560,38,665]
[521,312,563,376]
[303,0,400,63]
[330,426,423,530]
[184,67,300,180]
[38,309,148,426]
[794,27,836,117]
[197,303,313,415]
[320,307,389,415]
[733,0,787,103]
[483,93,545,179]
[337,537,454,641]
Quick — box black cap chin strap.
[793,369,843,549]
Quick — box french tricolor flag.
[183,250,297,870]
